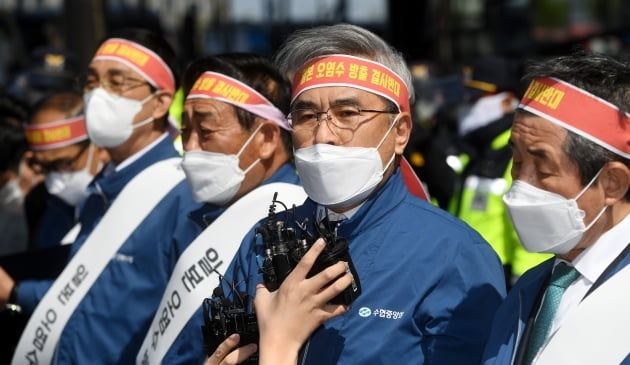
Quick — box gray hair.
[274,23,415,106]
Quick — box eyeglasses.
[28,143,90,174]
[288,104,398,143]
[80,70,152,96]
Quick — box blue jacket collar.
[88,136,179,203]
[341,166,407,233]
[299,166,409,234]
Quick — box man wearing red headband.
[219,24,506,365]
[3,29,201,365]
[0,94,108,342]
[482,52,630,364]
[135,53,307,365]
[23,92,108,248]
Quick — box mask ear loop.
[130,91,161,130]
[82,144,95,173]
[583,204,608,232]
[575,165,608,232]
[236,122,265,174]
[139,91,157,105]
[131,116,154,129]
[375,113,402,172]
[575,165,606,201]
[375,113,401,149]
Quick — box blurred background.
[1,0,629,87]
[2,0,630,208]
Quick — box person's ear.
[600,161,630,205]
[256,121,280,160]
[394,112,412,155]
[151,90,174,119]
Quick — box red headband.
[291,54,410,113]
[520,77,630,159]
[93,38,175,93]
[187,71,290,131]
[24,116,88,150]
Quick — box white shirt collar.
[114,132,170,172]
[316,202,363,222]
[569,212,630,284]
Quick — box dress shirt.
[549,213,630,336]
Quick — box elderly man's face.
[509,111,607,258]
[84,60,156,125]
[182,98,252,155]
[182,98,265,200]
[290,86,401,166]
[510,112,578,191]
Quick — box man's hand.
[254,238,352,365]
[203,334,257,365]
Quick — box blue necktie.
[524,262,580,364]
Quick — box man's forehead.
[513,113,568,151]
[88,59,142,78]
[185,98,239,124]
[185,98,231,112]
[30,109,69,126]
[34,143,82,161]
[514,111,566,133]
[292,86,382,107]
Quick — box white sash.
[534,263,630,364]
[136,182,307,365]
[12,158,185,365]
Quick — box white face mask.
[84,88,155,148]
[294,114,400,210]
[181,123,263,205]
[503,168,607,254]
[45,145,96,206]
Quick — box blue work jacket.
[162,162,300,365]
[225,166,506,364]
[18,135,203,364]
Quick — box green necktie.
[524,262,580,364]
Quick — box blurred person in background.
[0,93,30,256]
[23,91,108,249]
[404,66,465,208]
[4,46,84,249]
[8,47,79,108]
[448,55,551,286]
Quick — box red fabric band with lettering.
[291,54,410,113]
[187,71,290,131]
[520,77,630,158]
[93,38,175,93]
[24,116,88,150]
